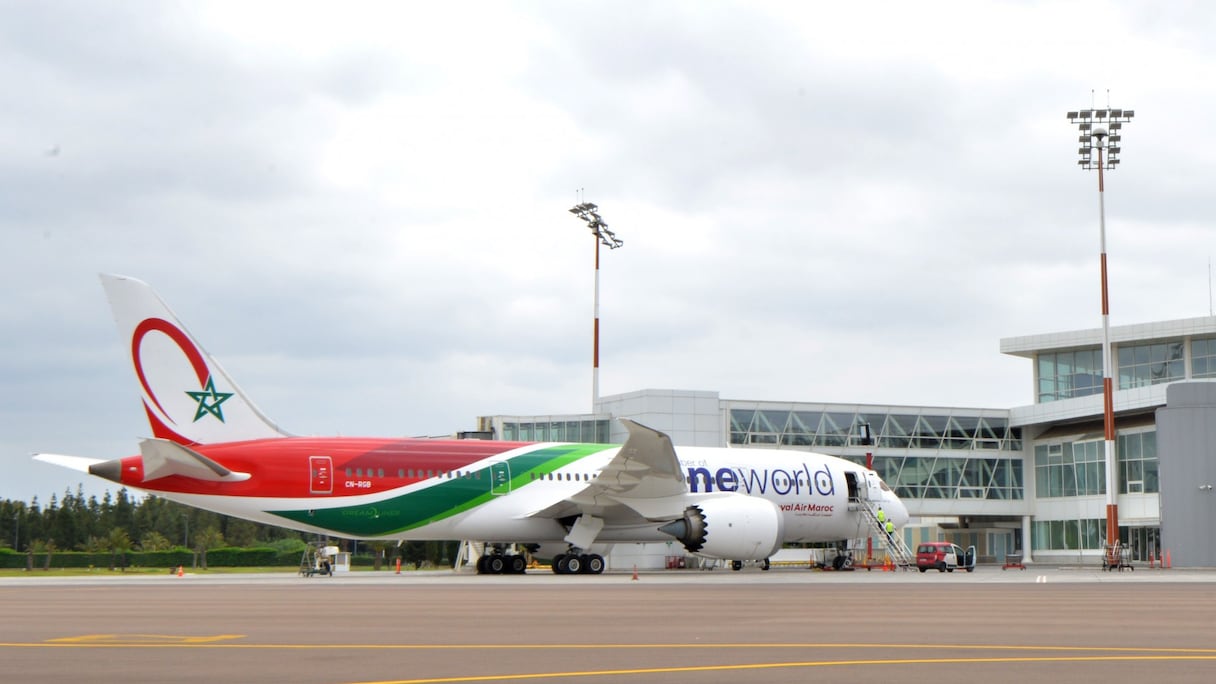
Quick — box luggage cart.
[1002,553,1025,570]
[1102,542,1134,572]
[299,541,336,577]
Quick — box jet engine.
[658,495,785,560]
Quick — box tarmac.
[2,564,1215,683]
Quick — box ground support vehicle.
[915,541,976,573]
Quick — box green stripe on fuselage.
[269,442,616,537]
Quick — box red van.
[916,541,976,573]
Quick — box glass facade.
[1037,349,1103,402]
[1031,430,1159,551]
[500,419,610,443]
[1032,518,1104,551]
[729,407,1023,502]
[1118,341,1184,389]
[729,408,1021,452]
[1036,337,1208,403]
[1034,441,1104,498]
[865,454,1022,501]
[1117,430,1159,494]
[1191,337,1216,378]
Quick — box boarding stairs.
[857,500,916,569]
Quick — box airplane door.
[864,472,883,502]
[490,462,511,495]
[310,456,333,495]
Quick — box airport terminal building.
[480,315,1216,567]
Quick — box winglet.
[591,418,687,502]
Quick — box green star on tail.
[186,376,233,422]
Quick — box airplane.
[34,275,909,574]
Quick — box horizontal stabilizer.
[33,453,107,473]
[139,438,251,483]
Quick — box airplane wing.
[524,419,690,521]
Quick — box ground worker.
[876,506,886,526]
[885,519,895,543]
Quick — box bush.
[200,547,278,567]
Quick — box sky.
[4,0,1215,502]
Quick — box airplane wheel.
[475,556,489,575]
[510,556,527,574]
[760,559,770,571]
[566,555,583,574]
[586,554,605,574]
[731,560,743,571]
[552,554,567,574]
[488,555,506,574]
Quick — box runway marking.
[346,654,1216,683]
[44,634,245,645]
[7,639,1216,682]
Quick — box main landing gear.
[552,551,606,575]
[730,559,771,572]
[474,545,529,575]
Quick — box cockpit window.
[879,479,891,492]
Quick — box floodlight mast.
[1067,106,1134,549]
[568,201,623,411]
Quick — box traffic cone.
[1165,549,1172,569]
[395,558,401,575]
[177,565,184,577]
[631,565,638,581]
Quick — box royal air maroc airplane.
[34,275,908,574]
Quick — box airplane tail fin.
[101,274,290,445]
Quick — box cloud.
[4,1,1216,500]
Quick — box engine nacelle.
[658,495,785,560]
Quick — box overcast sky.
[4,0,1214,502]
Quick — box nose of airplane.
[887,492,909,528]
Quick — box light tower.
[1066,104,1134,548]
[568,201,623,411]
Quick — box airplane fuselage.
[97,436,903,546]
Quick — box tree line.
[0,487,456,568]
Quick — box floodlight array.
[569,202,623,249]
[1067,108,1134,170]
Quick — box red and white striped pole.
[1070,104,1133,549]
[593,233,601,410]
[1095,139,1119,546]
[570,200,623,413]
